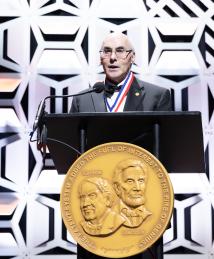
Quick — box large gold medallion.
[60,142,174,258]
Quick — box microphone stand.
[29,83,105,161]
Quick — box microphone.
[32,82,105,133]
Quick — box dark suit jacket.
[70,76,171,112]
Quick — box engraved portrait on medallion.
[113,159,152,228]
[78,177,125,236]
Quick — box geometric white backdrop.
[0,0,214,258]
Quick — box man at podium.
[69,32,172,259]
[70,32,171,113]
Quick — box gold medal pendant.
[60,142,174,258]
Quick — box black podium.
[43,111,205,259]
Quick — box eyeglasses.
[99,47,133,59]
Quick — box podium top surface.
[44,111,205,174]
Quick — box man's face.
[100,34,135,83]
[79,182,107,223]
[118,166,146,208]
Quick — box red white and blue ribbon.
[105,71,134,112]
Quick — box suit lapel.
[90,92,107,112]
[124,77,145,111]
[90,76,145,112]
